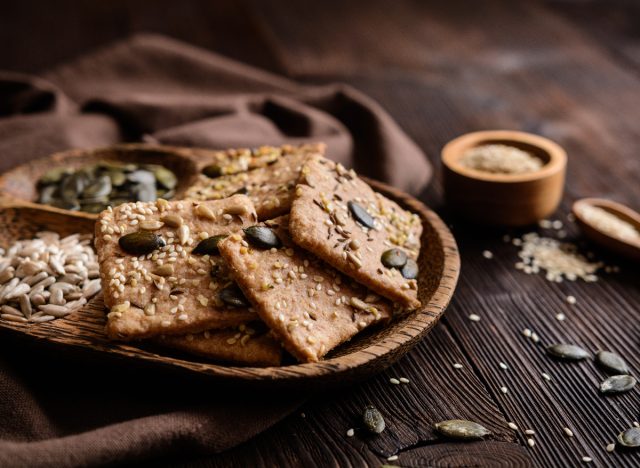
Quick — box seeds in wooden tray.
[600,375,636,394]
[434,419,490,440]
[596,350,629,375]
[459,144,543,174]
[347,201,375,229]
[381,248,408,269]
[577,204,640,243]
[243,226,281,249]
[514,233,603,283]
[218,284,250,308]
[362,405,385,434]
[546,344,590,361]
[118,231,166,255]
[618,427,640,448]
[400,258,419,279]
[192,235,228,255]
[36,162,178,212]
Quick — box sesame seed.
[566,295,577,304]
[606,443,615,453]
[453,363,463,369]
[389,378,400,385]
[482,250,494,259]
[508,422,518,430]
[346,428,354,437]
[556,313,566,321]
[542,373,552,381]
[499,362,508,370]
[399,377,410,384]
[527,438,535,448]
[500,386,508,394]
[522,328,532,337]
[582,457,592,463]
[525,429,535,435]
[563,427,574,437]
[469,314,481,322]
[387,455,398,461]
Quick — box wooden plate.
[0,145,460,387]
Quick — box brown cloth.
[0,34,431,467]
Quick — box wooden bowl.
[0,144,202,220]
[573,198,640,262]
[442,130,567,226]
[0,149,460,388]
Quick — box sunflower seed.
[546,344,590,361]
[161,213,183,228]
[1,305,22,317]
[618,427,640,448]
[18,294,32,318]
[434,419,490,440]
[596,350,629,375]
[363,405,385,434]
[348,201,375,229]
[600,375,636,394]
[118,231,166,255]
[244,226,282,249]
[381,249,408,269]
[31,315,56,323]
[192,235,227,255]
[154,265,175,277]
[177,224,190,245]
[1,314,27,322]
[139,220,164,231]
[195,204,216,220]
[38,304,72,318]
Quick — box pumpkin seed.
[195,204,216,220]
[362,405,385,434]
[401,258,419,279]
[81,175,112,199]
[244,226,282,249]
[618,427,640,448]
[348,201,375,229]
[153,166,177,189]
[133,182,157,202]
[596,351,629,375]
[202,164,222,178]
[600,375,637,394]
[38,185,57,204]
[81,202,108,214]
[106,170,127,187]
[219,284,250,308]
[434,419,490,440]
[118,231,166,255]
[39,167,71,185]
[381,248,408,269]
[546,344,591,361]
[51,199,80,210]
[127,169,156,185]
[193,235,227,255]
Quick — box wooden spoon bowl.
[0,144,202,220]
[572,198,640,261]
[0,171,460,388]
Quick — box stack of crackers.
[95,144,423,366]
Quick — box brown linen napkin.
[0,34,431,467]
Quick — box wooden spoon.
[572,198,640,261]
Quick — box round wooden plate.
[0,145,460,387]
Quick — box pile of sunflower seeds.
[37,161,177,213]
[0,231,101,323]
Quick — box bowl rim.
[442,130,567,183]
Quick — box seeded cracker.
[96,195,259,340]
[185,143,325,220]
[158,324,283,367]
[218,216,394,363]
[289,154,422,309]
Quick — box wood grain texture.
[0,175,460,387]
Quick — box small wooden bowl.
[442,130,567,226]
[0,167,460,388]
[573,198,640,261]
[0,144,202,220]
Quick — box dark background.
[2,1,640,466]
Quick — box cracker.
[289,155,422,309]
[184,143,325,220]
[218,216,394,363]
[157,323,283,367]
[96,195,259,340]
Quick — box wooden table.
[3,1,639,466]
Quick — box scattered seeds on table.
[600,375,637,394]
[469,314,481,322]
[546,344,590,361]
[596,350,630,375]
[362,406,385,434]
[618,427,640,448]
[434,420,490,440]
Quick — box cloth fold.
[0,33,431,467]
